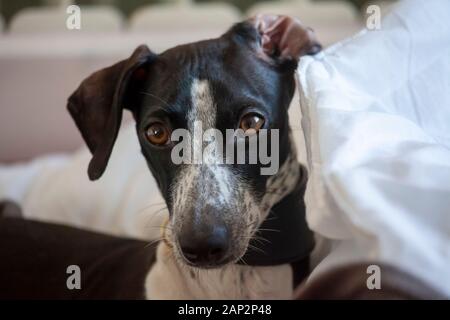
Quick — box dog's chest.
[145,243,293,299]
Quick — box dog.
[0,15,321,299]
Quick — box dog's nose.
[178,224,230,266]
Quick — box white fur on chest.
[145,243,293,299]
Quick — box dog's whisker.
[260,211,279,222]
[264,189,286,196]
[250,236,271,244]
[137,202,166,213]
[137,205,168,227]
[247,244,266,255]
[255,228,280,233]
[149,206,169,216]
[258,237,272,244]
[238,256,249,266]
[143,201,166,207]
[141,206,168,216]
[242,234,270,242]
[146,225,173,231]
[141,208,169,230]
[140,206,170,233]
[144,237,164,249]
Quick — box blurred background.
[0,0,397,162]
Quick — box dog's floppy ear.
[241,14,321,66]
[67,45,154,180]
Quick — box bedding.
[297,0,450,296]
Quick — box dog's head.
[68,15,320,269]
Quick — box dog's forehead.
[139,31,290,126]
[142,38,264,109]
[159,38,229,70]
[153,34,268,85]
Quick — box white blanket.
[297,0,450,296]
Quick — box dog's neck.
[238,161,315,285]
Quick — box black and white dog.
[0,15,321,299]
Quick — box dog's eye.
[239,113,265,134]
[145,123,171,146]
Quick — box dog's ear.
[253,14,321,60]
[232,15,321,68]
[67,45,154,180]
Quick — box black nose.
[178,224,230,266]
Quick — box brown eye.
[145,122,170,146]
[239,113,265,134]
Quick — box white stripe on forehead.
[188,78,216,130]
[171,78,234,212]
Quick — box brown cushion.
[294,262,445,300]
[0,216,156,299]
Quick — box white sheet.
[297,0,450,296]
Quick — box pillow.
[297,0,450,296]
